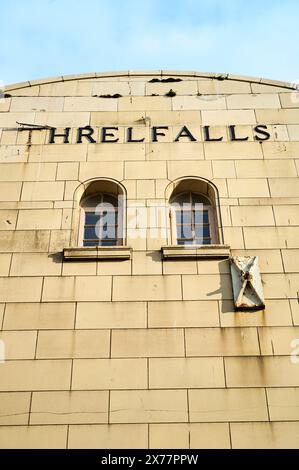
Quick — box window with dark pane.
[172,192,213,245]
[82,193,122,247]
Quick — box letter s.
[254,125,271,141]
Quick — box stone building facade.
[0,71,298,448]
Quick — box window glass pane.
[175,211,181,224]
[83,194,118,209]
[103,194,118,206]
[194,210,209,224]
[101,225,117,239]
[173,192,190,205]
[176,225,183,239]
[204,211,209,224]
[85,212,100,225]
[171,190,216,246]
[82,192,123,246]
[177,225,192,239]
[203,225,210,238]
[98,211,117,225]
[195,225,210,238]
[194,225,202,238]
[84,227,98,240]
[99,239,117,246]
[178,239,193,245]
[194,210,203,224]
[83,195,104,208]
[195,237,211,244]
[176,210,192,224]
[173,192,210,206]
[84,225,118,241]
[192,193,210,205]
[176,226,182,239]
[83,240,99,247]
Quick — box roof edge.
[4,70,298,91]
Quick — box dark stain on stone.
[149,78,182,83]
[165,89,176,97]
[93,94,122,98]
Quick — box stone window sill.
[161,245,231,260]
[63,246,132,260]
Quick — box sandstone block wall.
[0,71,298,448]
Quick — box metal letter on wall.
[230,256,265,311]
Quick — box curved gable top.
[4,70,298,92]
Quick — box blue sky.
[1,0,299,86]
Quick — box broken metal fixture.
[16,122,53,131]
[230,256,265,311]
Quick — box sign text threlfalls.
[46,124,271,144]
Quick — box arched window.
[170,192,217,245]
[167,178,221,246]
[78,180,125,247]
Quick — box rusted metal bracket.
[16,122,53,131]
[2,122,54,132]
[230,256,265,311]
